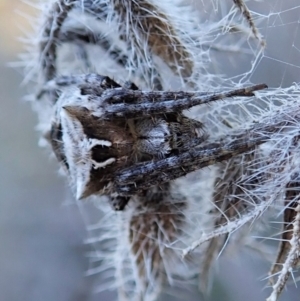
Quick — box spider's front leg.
[100,83,268,119]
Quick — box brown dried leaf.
[269,183,299,283]
[267,175,300,300]
[128,184,186,299]
[111,0,193,80]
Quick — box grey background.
[0,1,299,301]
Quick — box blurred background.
[0,1,299,301]
[0,1,103,300]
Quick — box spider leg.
[103,83,267,119]
[115,133,268,195]
[38,72,266,112]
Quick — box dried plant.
[21,0,300,300]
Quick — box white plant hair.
[20,0,300,300]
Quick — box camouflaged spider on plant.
[44,73,267,210]
[26,0,297,300]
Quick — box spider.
[42,73,268,210]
